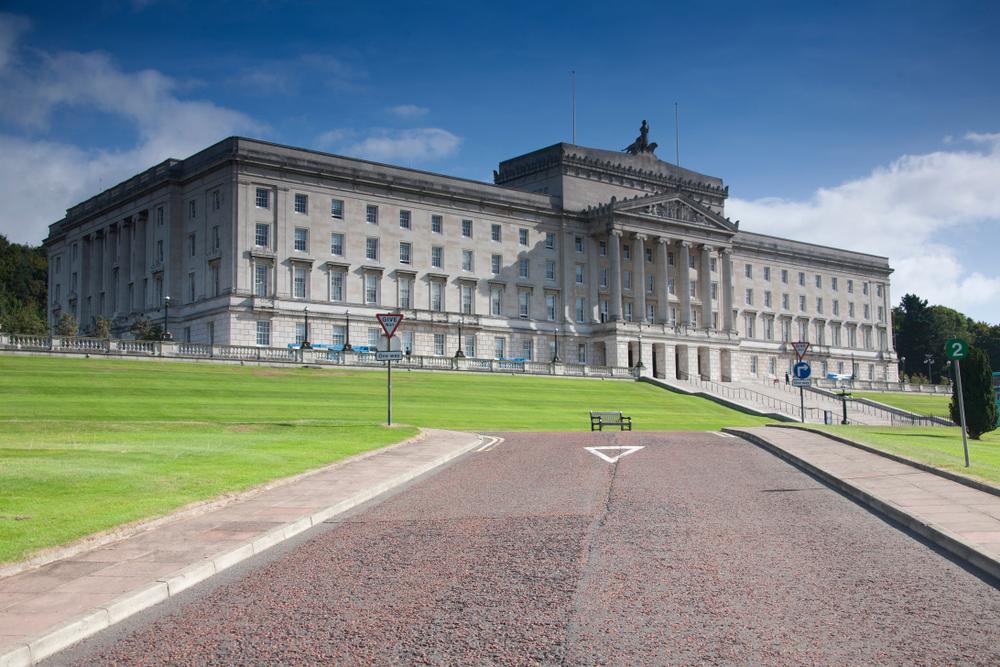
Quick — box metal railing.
[676,371,827,422]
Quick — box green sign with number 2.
[945,338,968,360]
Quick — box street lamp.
[162,295,172,341]
[899,355,906,379]
[924,353,935,384]
[301,306,311,349]
[342,310,352,351]
[454,317,465,358]
[552,328,560,363]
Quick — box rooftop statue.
[624,120,658,155]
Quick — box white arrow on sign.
[585,446,644,464]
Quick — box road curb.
[1,431,484,667]
[724,427,1000,584]
[765,424,1000,498]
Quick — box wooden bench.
[590,411,633,432]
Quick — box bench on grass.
[590,411,633,432]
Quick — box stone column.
[655,237,669,324]
[563,229,575,323]
[609,230,623,321]
[678,241,692,328]
[633,233,647,322]
[588,235,600,322]
[700,245,714,330]
[721,247,734,332]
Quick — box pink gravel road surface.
[53,431,1000,666]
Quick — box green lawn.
[798,424,1000,486]
[0,355,769,563]
[854,391,952,418]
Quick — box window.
[462,219,473,237]
[330,271,344,301]
[491,224,502,242]
[545,232,555,250]
[464,334,476,358]
[815,321,825,345]
[710,257,718,272]
[491,254,501,274]
[256,321,271,346]
[713,282,720,301]
[764,291,772,308]
[368,328,381,347]
[255,265,269,297]
[623,245,631,261]
[399,277,412,309]
[667,278,674,294]
[688,254,695,269]
[876,284,883,298]
[365,273,379,304]
[849,302,855,317]
[156,207,164,227]
[461,283,473,314]
[294,228,308,252]
[798,319,809,341]
[847,279,854,293]
[781,269,788,284]
[782,293,789,310]
[815,275,822,288]
[848,326,857,347]
[519,258,529,279]
[623,271,632,290]
[255,188,269,208]
[294,194,308,214]
[576,297,586,322]
[668,252,675,266]
[764,317,774,340]
[295,323,306,346]
[878,305,885,322]
[188,233,196,257]
[431,281,443,311]
[434,334,445,356]
[646,274,654,293]
[519,228,529,245]
[575,236,584,253]
[331,199,344,219]
[599,240,607,256]
[491,286,503,315]
[462,250,474,271]
[745,263,753,279]
[156,240,164,262]
[645,247,653,263]
[545,293,557,321]
[212,190,222,211]
[769,357,777,375]
[331,233,344,256]
[522,339,533,361]
[864,304,871,319]
[494,337,506,359]
[763,266,771,281]
[212,225,220,251]
[816,297,824,313]
[833,300,840,316]
[745,288,753,305]
[55,256,61,273]
[366,204,378,224]
[798,272,805,286]
[187,272,195,302]
[624,302,633,322]
[799,295,806,312]
[689,281,697,297]
[863,282,870,296]
[399,210,411,229]
[831,324,841,347]
[255,223,269,248]
[831,277,838,291]
[293,266,307,299]
[518,290,530,317]
[577,343,587,364]
[781,318,791,342]
[601,268,608,289]
[600,300,609,322]
[431,215,442,233]
[366,237,379,261]
[432,246,443,268]
[545,261,555,280]
[400,242,412,265]
[209,263,220,296]
[189,200,196,219]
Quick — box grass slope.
[854,391,952,418]
[0,356,769,563]
[803,425,1000,486]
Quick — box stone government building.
[42,123,899,383]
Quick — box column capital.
[720,246,733,257]
[633,233,648,242]
[679,240,692,249]
[701,244,714,253]
[610,229,623,238]
[657,236,670,245]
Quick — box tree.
[94,315,112,339]
[130,317,163,341]
[970,321,1000,372]
[0,234,47,334]
[55,313,78,337]
[949,347,999,440]
[894,294,934,379]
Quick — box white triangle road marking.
[585,446,644,464]
[708,431,737,439]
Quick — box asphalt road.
[54,431,1000,666]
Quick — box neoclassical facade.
[43,128,898,383]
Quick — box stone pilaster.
[609,230,623,321]
[678,241,692,328]
[633,233,647,322]
[655,237,669,324]
[721,247,734,333]
[588,235,600,322]
[700,244,713,330]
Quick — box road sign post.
[376,314,405,426]
[945,338,970,467]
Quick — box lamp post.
[925,353,935,384]
[342,310,352,351]
[552,328,560,363]
[634,322,645,375]
[899,355,906,381]
[301,306,311,349]
[162,295,172,341]
[454,317,465,358]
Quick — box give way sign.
[376,313,404,338]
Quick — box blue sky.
[1,1,999,321]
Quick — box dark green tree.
[970,321,1000,372]
[949,347,999,440]
[55,312,78,337]
[0,234,48,334]
[130,317,163,341]
[894,294,934,379]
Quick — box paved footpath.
[45,431,1000,666]
[0,429,485,667]
[728,426,1000,579]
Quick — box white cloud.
[387,104,429,118]
[340,128,461,163]
[728,133,1000,322]
[315,128,354,149]
[0,12,30,72]
[0,13,262,245]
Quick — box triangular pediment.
[612,191,738,232]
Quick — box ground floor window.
[434,333,445,356]
[256,321,271,346]
[464,334,476,358]
[494,337,505,359]
[367,328,380,347]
